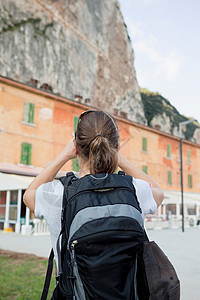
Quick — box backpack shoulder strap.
[59,171,78,209]
[41,248,54,300]
[59,171,77,187]
[118,170,126,176]
[116,171,142,213]
[143,229,150,241]
[118,170,136,192]
[41,173,77,300]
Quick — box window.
[73,116,80,172]
[0,191,6,220]
[188,174,192,188]
[23,102,35,124]
[167,144,171,158]
[187,204,196,215]
[9,191,18,221]
[142,165,148,174]
[142,137,147,152]
[20,143,32,165]
[187,150,191,163]
[166,204,176,215]
[167,170,172,185]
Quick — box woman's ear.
[73,139,79,155]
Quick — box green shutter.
[142,165,148,174]
[27,144,32,165]
[74,116,79,133]
[20,143,32,165]
[142,137,147,152]
[187,150,191,163]
[167,144,171,158]
[188,174,192,188]
[20,143,28,164]
[23,102,30,123]
[73,158,80,172]
[73,116,80,172]
[114,168,118,174]
[29,103,35,123]
[167,170,172,185]
[23,102,35,124]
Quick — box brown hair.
[75,111,119,174]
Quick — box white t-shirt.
[35,177,157,268]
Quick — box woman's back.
[24,110,163,300]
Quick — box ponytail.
[89,136,118,174]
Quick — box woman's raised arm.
[118,153,164,207]
[23,139,76,212]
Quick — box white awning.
[163,190,200,205]
[0,173,34,191]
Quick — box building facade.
[0,76,200,233]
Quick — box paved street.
[1,228,200,300]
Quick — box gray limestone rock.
[193,128,200,144]
[0,0,146,124]
[150,113,171,134]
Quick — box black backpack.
[41,172,180,300]
[41,171,149,300]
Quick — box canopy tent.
[0,172,34,191]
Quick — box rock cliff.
[140,88,200,144]
[0,0,146,124]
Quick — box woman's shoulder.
[131,177,157,215]
[35,180,64,218]
[37,179,64,194]
[132,177,151,189]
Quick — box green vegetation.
[0,4,54,38]
[140,87,199,141]
[0,250,56,300]
[1,16,41,33]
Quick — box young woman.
[23,110,164,296]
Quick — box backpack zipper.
[69,229,144,257]
[64,187,141,211]
[70,240,78,262]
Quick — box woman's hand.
[60,139,77,161]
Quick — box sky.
[118,0,200,123]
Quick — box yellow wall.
[0,77,200,193]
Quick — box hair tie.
[89,134,102,147]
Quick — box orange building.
[0,76,200,233]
